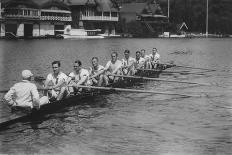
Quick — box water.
[0,38,232,154]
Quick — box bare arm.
[73,75,88,88]
[31,85,40,109]
[4,88,17,106]
[90,69,104,79]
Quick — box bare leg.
[57,87,68,101]
[98,75,104,86]
[103,75,109,86]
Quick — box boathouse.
[1,0,72,38]
[67,0,119,36]
[119,1,168,36]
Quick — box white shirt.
[105,60,122,73]
[149,53,160,63]
[135,57,145,69]
[46,72,68,86]
[4,80,40,108]
[69,68,89,83]
[142,55,150,61]
[122,57,136,67]
[90,65,105,75]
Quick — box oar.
[138,69,206,75]
[109,74,211,86]
[159,63,216,71]
[74,85,201,98]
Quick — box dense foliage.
[114,0,232,34]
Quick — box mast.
[206,0,208,37]
[168,0,170,18]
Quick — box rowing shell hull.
[0,64,174,129]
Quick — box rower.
[44,61,69,101]
[140,49,150,69]
[89,57,108,86]
[4,70,49,111]
[148,47,160,69]
[134,51,145,72]
[67,60,91,93]
[121,50,136,75]
[104,51,122,83]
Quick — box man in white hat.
[4,70,49,110]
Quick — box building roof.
[2,0,69,10]
[41,0,70,10]
[65,0,88,5]
[3,0,40,8]
[96,0,118,12]
[177,22,188,31]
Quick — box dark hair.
[92,57,99,61]
[153,48,157,50]
[136,51,140,54]
[124,50,130,54]
[111,51,118,57]
[141,49,145,52]
[52,61,61,67]
[74,60,82,66]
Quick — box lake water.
[0,38,232,155]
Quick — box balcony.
[40,9,72,22]
[4,8,40,20]
[80,15,118,22]
[3,8,72,22]
[40,16,72,21]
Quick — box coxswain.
[44,61,69,101]
[4,70,49,111]
[89,57,108,86]
[148,47,160,69]
[104,51,122,83]
[121,50,136,75]
[67,60,91,93]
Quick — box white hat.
[22,70,33,79]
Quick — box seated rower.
[67,60,91,94]
[121,50,136,75]
[148,47,160,69]
[104,51,122,83]
[134,51,145,73]
[89,57,108,86]
[140,49,150,69]
[4,70,49,111]
[44,61,69,101]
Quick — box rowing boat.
[0,64,174,129]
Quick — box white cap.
[22,70,33,79]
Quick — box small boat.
[0,64,174,129]
[60,34,105,39]
[60,29,105,39]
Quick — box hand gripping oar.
[109,74,211,86]
[74,85,201,98]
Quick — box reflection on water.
[0,38,232,155]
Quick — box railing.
[4,14,40,19]
[4,8,40,19]
[40,16,72,21]
[3,8,72,22]
[80,15,118,21]
[5,32,18,39]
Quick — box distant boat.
[61,34,105,39]
[60,29,105,39]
